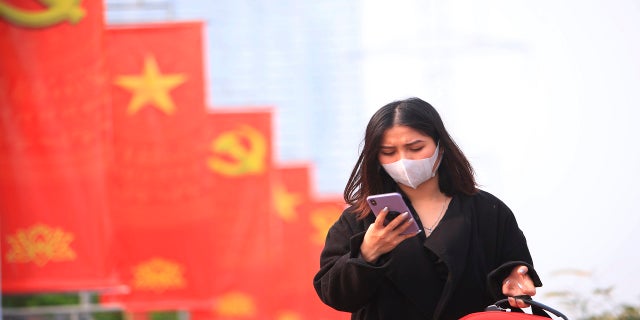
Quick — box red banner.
[103,21,217,311]
[195,162,347,319]
[271,164,312,285]
[270,165,348,319]
[106,21,211,227]
[0,0,119,292]
[269,164,315,318]
[205,109,276,314]
[110,108,277,316]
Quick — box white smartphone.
[366,192,421,235]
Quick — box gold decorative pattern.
[132,258,186,292]
[215,291,256,317]
[5,224,76,266]
[276,311,302,320]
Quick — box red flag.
[205,108,277,317]
[107,21,207,145]
[103,21,217,311]
[303,198,350,319]
[269,164,349,319]
[205,108,275,270]
[106,21,211,225]
[268,164,314,318]
[270,164,313,287]
[0,0,119,292]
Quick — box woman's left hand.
[501,265,536,308]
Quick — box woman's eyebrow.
[405,140,425,146]
[380,140,425,148]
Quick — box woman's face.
[378,125,437,164]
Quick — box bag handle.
[487,295,569,320]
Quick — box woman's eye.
[409,147,423,152]
[380,150,395,156]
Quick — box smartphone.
[366,192,421,235]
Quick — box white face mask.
[381,144,441,189]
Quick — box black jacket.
[313,190,542,320]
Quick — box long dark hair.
[344,97,477,218]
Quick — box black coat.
[313,190,542,320]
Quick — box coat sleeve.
[485,195,543,299]
[312,209,389,312]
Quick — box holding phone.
[366,192,421,235]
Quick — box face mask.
[381,144,441,189]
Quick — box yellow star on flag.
[310,206,341,245]
[114,55,186,115]
[273,183,302,222]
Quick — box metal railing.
[2,292,123,320]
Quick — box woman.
[313,97,542,319]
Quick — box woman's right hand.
[360,207,421,263]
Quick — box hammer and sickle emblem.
[208,125,268,177]
[0,0,86,28]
